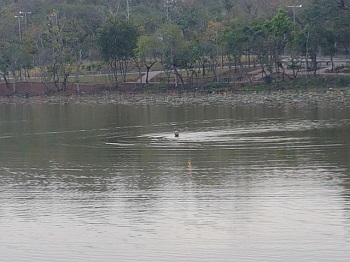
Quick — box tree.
[170,2,209,40]
[156,23,186,85]
[302,1,333,74]
[97,18,139,86]
[58,4,103,91]
[222,26,247,71]
[196,21,222,81]
[264,10,292,72]
[136,35,161,84]
[308,0,350,72]
[0,43,14,88]
[37,9,76,92]
[173,41,200,85]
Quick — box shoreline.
[1,86,349,108]
[1,68,350,106]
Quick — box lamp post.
[14,15,24,41]
[164,0,176,21]
[19,11,32,29]
[286,4,302,24]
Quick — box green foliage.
[157,23,185,56]
[98,19,139,62]
[263,9,293,60]
[222,25,249,65]
[156,23,186,73]
[203,82,230,89]
[97,18,139,84]
[0,0,349,90]
[173,41,200,69]
[264,10,292,41]
[336,77,350,87]
[136,35,161,61]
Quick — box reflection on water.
[0,103,349,261]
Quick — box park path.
[137,71,163,83]
[136,59,350,84]
[248,61,349,81]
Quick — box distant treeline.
[0,0,348,91]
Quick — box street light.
[14,15,24,41]
[286,4,302,24]
[164,0,176,21]
[19,11,32,29]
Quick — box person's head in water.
[174,131,179,137]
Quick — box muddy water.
[0,103,349,261]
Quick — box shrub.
[336,77,350,87]
[203,82,230,89]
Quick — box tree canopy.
[0,0,349,88]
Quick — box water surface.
[0,103,349,261]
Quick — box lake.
[0,101,349,261]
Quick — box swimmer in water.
[174,130,179,137]
[187,160,192,168]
